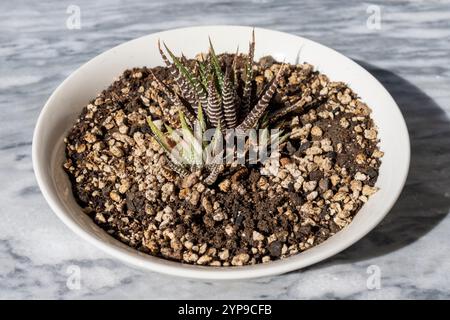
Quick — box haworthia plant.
[149,32,286,185]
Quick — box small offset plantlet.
[148,31,286,184]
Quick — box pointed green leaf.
[163,43,193,82]
[197,102,206,132]
[208,37,224,93]
[164,123,174,135]
[242,30,256,114]
[147,117,188,166]
[179,110,203,165]
[194,103,208,149]
[163,42,207,97]
[197,60,208,88]
[232,45,239,88]
[147,117,171,152]
[179,110,193,135]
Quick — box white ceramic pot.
[32,26,410,279]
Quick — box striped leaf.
[149,69,197,124]
[146,116,172,152]
[164,156,189,177]
[232,45,240,90]
[194,102,207,148]
[208,37,224,93]
[206,74,224,128]
[162,42,208,109]
[269,91,322,125]
[204,164,221,185]
[158,40,200,112]
[197,60,208,88]
[237,64,284,130]
[241,30,255,118]
[222,66,238,129]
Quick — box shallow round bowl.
[33,26,410,279]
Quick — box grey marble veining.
[1,0,450,299]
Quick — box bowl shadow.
[307,61,450,267]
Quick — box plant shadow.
[305,61,450,268]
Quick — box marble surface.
[1,0,450,299]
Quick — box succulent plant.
[147,31,285,185]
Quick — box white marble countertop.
[1,0,450,299]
